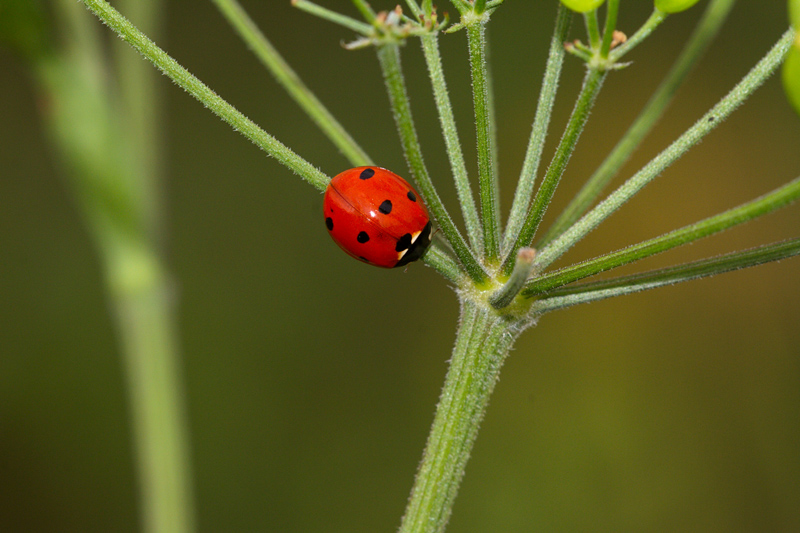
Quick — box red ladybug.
[323,166,433,268]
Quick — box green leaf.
[655,0,702,14]
[559,0,605,14]
[783,42,800,116]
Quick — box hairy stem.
[533,28,796,272]
[468,21,501,262]
[214,0,373,166]
[376,43,488,284]
[400,301,520,533]
[81,0,329,191]
[502,68,607,274]
[532,238,800,313]
[503,4,571,252]
[539,0,736,246]
[525,175,800,296]
[420,33,483,252]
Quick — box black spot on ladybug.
[325,217,334,231]
[395,221,432,268]
[357,231,370,243]
[359,168,375,180]
[407,190,417,202]
[379,200,392,214]
[395,233,412,252]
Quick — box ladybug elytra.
[323,167,433,268]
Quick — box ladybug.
[323,166,433,268]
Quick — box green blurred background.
[2,1,799,531]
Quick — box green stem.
[524,175,800,296]
[467,21,501,262]
[400,301,520,533]
[533,28,796,272]
[502,4,571,253]
[214,0,373,166]
[81,0,329,191]
[585,9,602,50]
[421,243,464,285]
[531,238,800,314]
[376,43,488,284]
[351,0,378,24]
[607,9,668,62]
[599,0,620,58]
[43,2,195,531]
[539,0,736,246]
[490,248,536,309]
[292,0,374,35]
[502,68,607,274]
[420,34,483,252]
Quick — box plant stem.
[400,301,520,533]
[81,0,330,191]
[292,0,374,35]
[376,43,488,284]
[467,21,501,262]
[524,174,800,296]
[599,0,620,58]
[214,0,373,166]
[503,4,571,253]
[421,243,464,284]
[585,9,602,50]
[43,2,195,531]
[490,248,536,309]
[533,28,796,272]
[420,33,483,252]
[607,8,668,62]
[531,237,800,313]
[502,68,607,274]
[539,0,736,246]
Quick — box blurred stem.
[400,301,520,533]
[81,0,330,191]
[213,0,373,166]
[599,0,619,58]
[533,28,796,272]
[40,1,195,532]
[608,9,668,62]
[539,0,736,246]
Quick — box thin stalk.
[420,34,483,252]
[467,21,501,262]
[292,0,374,34]
[421,243,464,285]
[81,0,329,191]
[585,9,602,50]
[502,4,571,252]
[599,0,620,58]
[533,29,796,272]
[524,175,800,296]
[376,43,488,284]
[531,238,800,314]
[539,0,736,246]
[607,8,668,62]
[502,68,607,274]
[214,0,373,166]
[45,2,195,531]
[490,248,536,309]
[400,301,520,533]
[351,0,378,24]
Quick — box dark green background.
[2,1,799,531]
